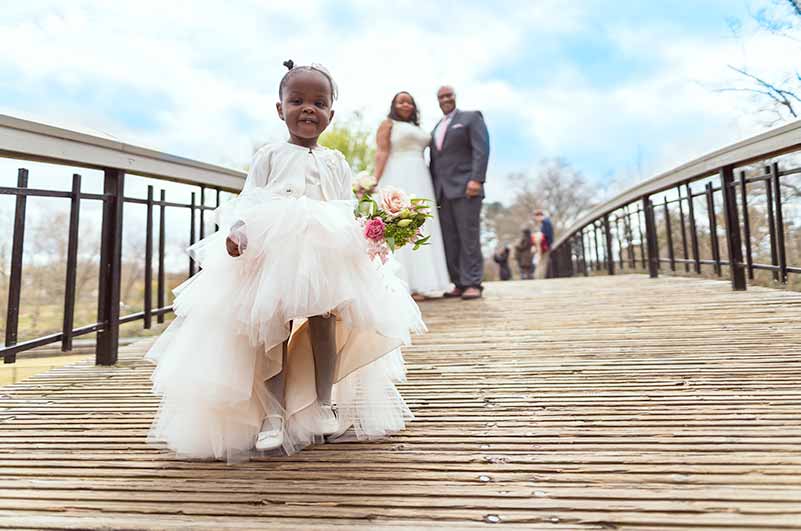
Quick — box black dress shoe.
[461,287,483,300]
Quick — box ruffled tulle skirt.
[146,192,426,462]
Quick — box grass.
[0,353,92,386]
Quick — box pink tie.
[435,114,452,151]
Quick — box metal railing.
[549,119,801,289]
[0,114,246,365]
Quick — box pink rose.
[364,217,386,241]
[378,186,412,218]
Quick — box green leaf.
[386,236,396,251]
[413,235,431,250]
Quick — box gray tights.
[265,315,337,409]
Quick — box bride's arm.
[373,119,393,181]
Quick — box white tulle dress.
[146,142,426,462]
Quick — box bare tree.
[719,66,801,125]
[483,158,595,250]
[511,158,596,236]
[721,0,801,126]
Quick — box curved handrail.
[552,119,801,250]
[0,114,248,365]
[0,114,246,191]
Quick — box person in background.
[514,228,534,280]
[493,245,512,281]
[534,210,553,279]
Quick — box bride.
[374,91,450,300]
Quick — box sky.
[1,0,799,204]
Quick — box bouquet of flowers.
[355,181,433,263]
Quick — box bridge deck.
[2,274,801,530]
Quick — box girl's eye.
[290,99,302,104]
[315,101,327,108]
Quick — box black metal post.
[686,184,701,274]
[643,197,659,278]
[603,214,614,275]
[739,171,754,280]
[215,188,221,231]
[157,189,166,324]
[720,166,746,291]
[563,241,570,278]
[765,174,780,282]
[189,192,196,277]
[199,185,206,240]
[677,186,689,273]
[144,186,154,329]
[637,206,646,268]
[580,231,588,276]
[593,223,601,272]
[4,169,29,364]
[771,162,788,283]
[614,216,624,269]
[96,169,125,365]
[706,182,722,277]
[61,174,81,352]
[663,197,675,271]
[551,246,560,278]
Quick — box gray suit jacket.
[429,110,490,200]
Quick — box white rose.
[379,186,412,218]
[356,171,376,189]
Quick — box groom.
[429,85,490,300]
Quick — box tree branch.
[789,0,801,19]
[727,65,800,118]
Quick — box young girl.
[146,61,425,462]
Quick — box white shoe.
[320,404,339,436]
[255,415,285,451]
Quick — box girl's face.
[394,93,415,121]
[277,70,335,147]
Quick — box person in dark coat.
[514,228,534,280]
[493,245,512,281]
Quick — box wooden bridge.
[4,116,801,529]
[2,274,801,529]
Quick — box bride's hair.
[387,91,420,126]
[279,59,339,101]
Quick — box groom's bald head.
[437,86,456,115]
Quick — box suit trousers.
[438,196,484,289]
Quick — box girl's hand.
[226,236,243,257]
[226,220,247,257]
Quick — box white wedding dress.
[379,120,450,295]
